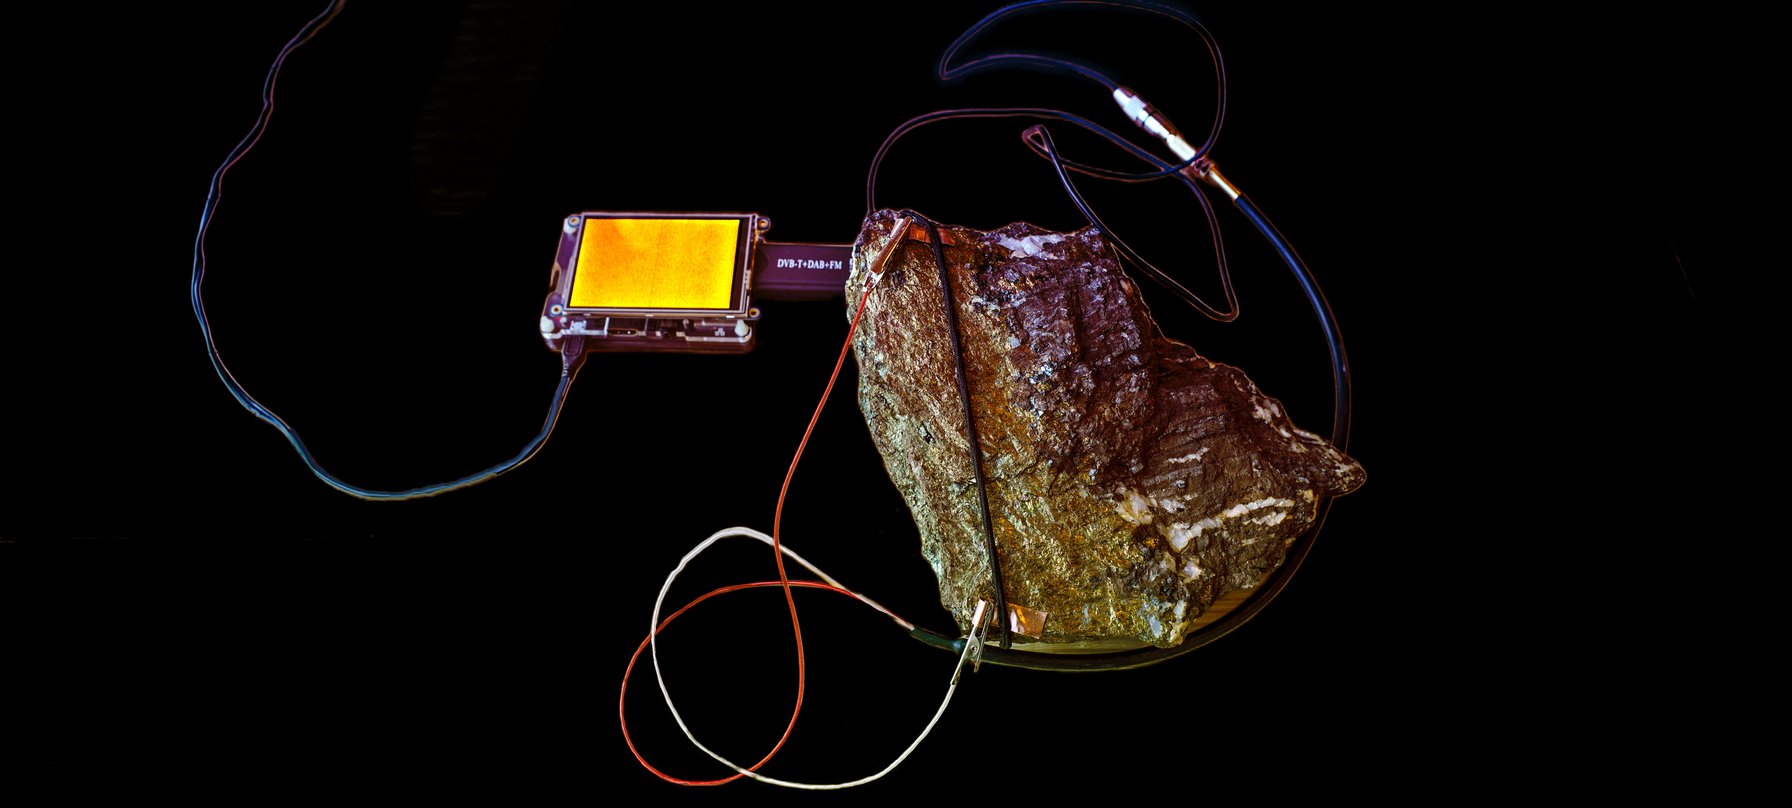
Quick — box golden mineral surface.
[849,210,1365,648]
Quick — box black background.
[10,0,1722,797]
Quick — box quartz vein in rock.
[849,210,1365,648]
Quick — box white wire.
[648,525,972,790]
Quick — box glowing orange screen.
[569,218,742,310]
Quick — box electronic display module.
[540,212,759,354]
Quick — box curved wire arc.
[190,0,577,501]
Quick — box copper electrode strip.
[1006,602,1047,639]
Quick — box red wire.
[619,579,873,786]
[621,277,882,785]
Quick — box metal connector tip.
[866,215,912,284]
[953,599,992,684]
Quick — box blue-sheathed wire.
[189,0,580,501]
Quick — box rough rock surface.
[849,210,1366,648]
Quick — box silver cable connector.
[1112,86,1197,162]
[1111,86,1241,200]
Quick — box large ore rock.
[848,210,1366,648]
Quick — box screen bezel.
[558,212,755,319]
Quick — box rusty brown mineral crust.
[848,210,1366,648]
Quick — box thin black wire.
[938,0,1227,160]
[867,0,1241,322]
[867,106,1237,322]
[901,210,1014,651]
[1026,124,1237,322]
[1236,195,1351,447]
